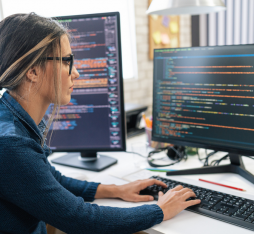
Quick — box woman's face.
[43,34,79,105]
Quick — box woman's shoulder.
[0,100,32,139]
[0,100,16,136]
[0,102,43,156]
[0,134,45,168]
[0,134,43,154]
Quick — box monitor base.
[51,152,117,172]
[166,153,254,185]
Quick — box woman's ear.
[26,66,41,83]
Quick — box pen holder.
[145,127,171,149]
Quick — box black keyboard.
[140,176,254,231]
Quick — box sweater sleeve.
[49,164,100,201]
[0,136,163,234]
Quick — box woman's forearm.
[94,184,120,199]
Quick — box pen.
[199,178,246,192]
[146,168,176,172]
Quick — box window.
[0,0,138,79]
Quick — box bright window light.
[1,0,138,79]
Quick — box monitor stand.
[166,153,254,185]
[51,152,117,172]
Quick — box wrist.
[114,185,123,199]
[94,184,120,199]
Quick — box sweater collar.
[1,91,46,142]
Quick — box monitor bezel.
[49,12,126,153]
[152,43,254,156]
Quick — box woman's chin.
[61,95,71,105]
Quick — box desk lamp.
[146,0,226,15]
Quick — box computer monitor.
[46,12,126,171]
[152,44,254,184]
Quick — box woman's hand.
[95,179,167,201]
[116,179,167,202]
[157,185,201,221]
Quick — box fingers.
[184,199,201,208]
[150,179,167,188]
[177,187,194,196]
[133,195,154,202]
[170,185,183,191]
[170,186,196,197]
[139,179,167,190]
[182,191,196,201]
[158,191,164,198]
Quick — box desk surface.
[48,134,254,234]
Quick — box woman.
[0,13,200,234]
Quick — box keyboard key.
[224,208,237,216]
[201,204,211,210]
[244,211,252,216]
[211,207,219,212]
[217,208,228,214]
[249,213,254,219]
[232,214,245,220]
[239,207,247,213]
[230,207,238,214]
[210,197,220,203]
[201,199,210,205]
[245,217,254,223]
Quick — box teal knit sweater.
[0,91,163,234]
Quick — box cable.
[197,148,206,162]
[213,154,254,166]
[125,151,147,158]
[147,145,187,167]
[128,147,254,167]
[204,150,218,166]
[210,155,229,166]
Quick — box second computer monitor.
[152,44,254,156]
[45,12,125,171]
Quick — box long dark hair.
[0,13,69,146]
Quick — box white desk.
[48,134,254,234]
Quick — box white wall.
[0,0,3,20]
[124,0,192,115]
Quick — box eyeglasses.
[46,54,74,75]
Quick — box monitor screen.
[45,12,125,152]
[152,44,254,155]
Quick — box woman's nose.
[72,66,79,80]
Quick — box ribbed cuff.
[81,182,100,202]
[150,204,164,225]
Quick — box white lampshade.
[147,0,226,15]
